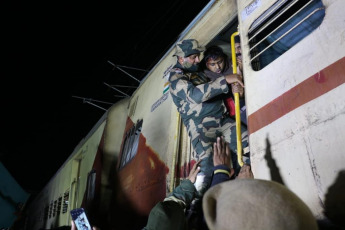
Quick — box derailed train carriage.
[25,0,345,229]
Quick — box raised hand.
[213,136,231,167]
[187,160,201,183]
[225,74,244,87]
[237,164,254,179]
[231,82,244,97]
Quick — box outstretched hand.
[237,164,254,179]
[225,74,244,87]
[231,82,244,97]
[213,137,235,179]
[213,136,231,167]
[187,160,201,183]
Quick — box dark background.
[2,1,210,193]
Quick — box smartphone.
[70,208,92,230]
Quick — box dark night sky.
[2,1,210,193]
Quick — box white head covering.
[203,179,318,230]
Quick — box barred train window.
[119,119,143,168]
[248,0,325,71]
[53,199,57,217]
[48,201,53,218]
[57,196,62,216]
[62,190,69,214]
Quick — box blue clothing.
[211,165,232,187]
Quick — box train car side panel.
[238,0,345,217]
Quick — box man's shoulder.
[170,67,184,74]
[169,68,185,81]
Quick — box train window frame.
[248,0,325,71]
[48,201,53,219]
[57,196,62,216]
[119,119,143,169]
[53,199,57,217]
[62,190,69,214]
[86,169,96,206]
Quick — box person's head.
[203,45,228,74]
[203,179,318,230]
[144,201,187,230]
[235,36,241,57]
[173,39,205,72]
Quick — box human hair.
[200,45,229,72]
[203,45,227,63]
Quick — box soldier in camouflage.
[168,39,250,195]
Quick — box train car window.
[119,119,143,168]
[57,196,62,216]
[248,0,325,71]
[86,169,96,206]
[62,190,69,214]
[48,201,53,219]
[53,199,57,217]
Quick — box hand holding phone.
[70,208,92,230]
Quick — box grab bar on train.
[170,112,181,192]
[231,31,244,167]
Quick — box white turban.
[203,179,318,230]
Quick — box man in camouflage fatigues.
[168,39,250,195]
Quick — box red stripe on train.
[248,56,345,134]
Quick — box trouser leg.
[222,121,250,175]
[191,144,213,197]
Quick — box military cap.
[173,39,205,57]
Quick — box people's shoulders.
[168,179,197,206]
[170,67,184,74]
[169,67,185,81]
[203,69,220,81]
[176,179,196,191]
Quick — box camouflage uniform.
[169,39,249,193]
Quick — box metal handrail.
[231,31,244,167]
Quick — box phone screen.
[70,208,92,230]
